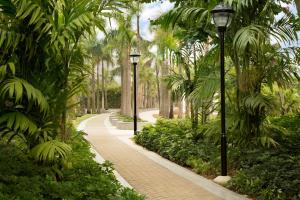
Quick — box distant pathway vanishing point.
[83,112,248,200]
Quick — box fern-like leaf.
[31,140,72,163]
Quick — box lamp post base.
[213,176,231,185]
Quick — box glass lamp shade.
[130,48,141,64]
[211,3,234,28]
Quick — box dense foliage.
[135,115,300,200]
[0,0,128,167]
[104,86,122,109]
[0,130,144,200]
[135,119,221,175]
[0,1,146,199]
[151,0,300,147]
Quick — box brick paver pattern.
[85,114,222,200]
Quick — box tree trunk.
[185,100,190,118]
[96,61,100,113]
[143,83,147,108]
[101,60,105,112]
[155,59,160,108]
[159,50,170,118]
[91,65,96,113]
[120,47,132,116]
[169,92,174,118]
[177,59,183,118]
[178,100,183,118]
[138,81,144,108]
[105,62,110,110]
[295,0,300,14]
[231,53,241,111]
[87,88,91,114]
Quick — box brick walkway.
[85,114,221,200]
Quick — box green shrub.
[186,157,216,175]
[136,115,300,200]
[0,131,145,200]
[135,118,219,174]
[271,114,300,133]
[228,138,300,200]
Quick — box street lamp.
[211,3,234,177]
[130,47,141,135]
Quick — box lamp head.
[130,48,141,64]
[211,3,234,30]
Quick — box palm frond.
[0,111,38,133]
[233,25,266,55]
[0,78,49,113]
[31,140,72,163]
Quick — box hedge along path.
[84,113,221,200]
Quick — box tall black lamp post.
[211,4,234,177]
[130,48,141,135]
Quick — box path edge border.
[104,113,250,200]
[76,115,133,189]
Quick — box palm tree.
[109,13,135,116]
[156,0,299,146]
[0,0,128,164]
[153,29,178,118]
[295,0,300,14]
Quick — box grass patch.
[72,114,97,127]
[116,113,145,122]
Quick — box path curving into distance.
[83,112,248,200]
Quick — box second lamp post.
[211,3,234,177]
[130,48,141,135]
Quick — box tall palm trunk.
[230,53,241,111]
[169,51,174,118]
[105,62,110,110]
[185,100,190,118]
[121,46,132,116]
[137,7,143,110]
[178,100,183,118]
[295,0,300,14]
[91,65,96,114]
[96,61,100,113]
[143,83,147,108]
[101,60,105,112]
[178,60,183,118]
[159,49,170,118]
[192,44,198,129]
[138,80,144,108]
[87,87,91,113]
[155,59,160,108]
[169,92,174,118]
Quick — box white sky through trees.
[97,0,174,41]
[97,1,298,47]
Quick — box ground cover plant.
[0,1,145,199]
[135,114,300,200]
[116,113,145,122]
[0,128,145,200]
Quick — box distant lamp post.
[211,3,234,177]
[130,47,141,135]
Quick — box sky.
[97,0,298,46]
[134,0,174,41]
[97,0,174,41]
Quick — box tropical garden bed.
[109,113,148,130]
[116,113,146,123]
[134,115,300,200]
[0,123,145,200]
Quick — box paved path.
[139,109,159,124]
[84,113,247,200]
